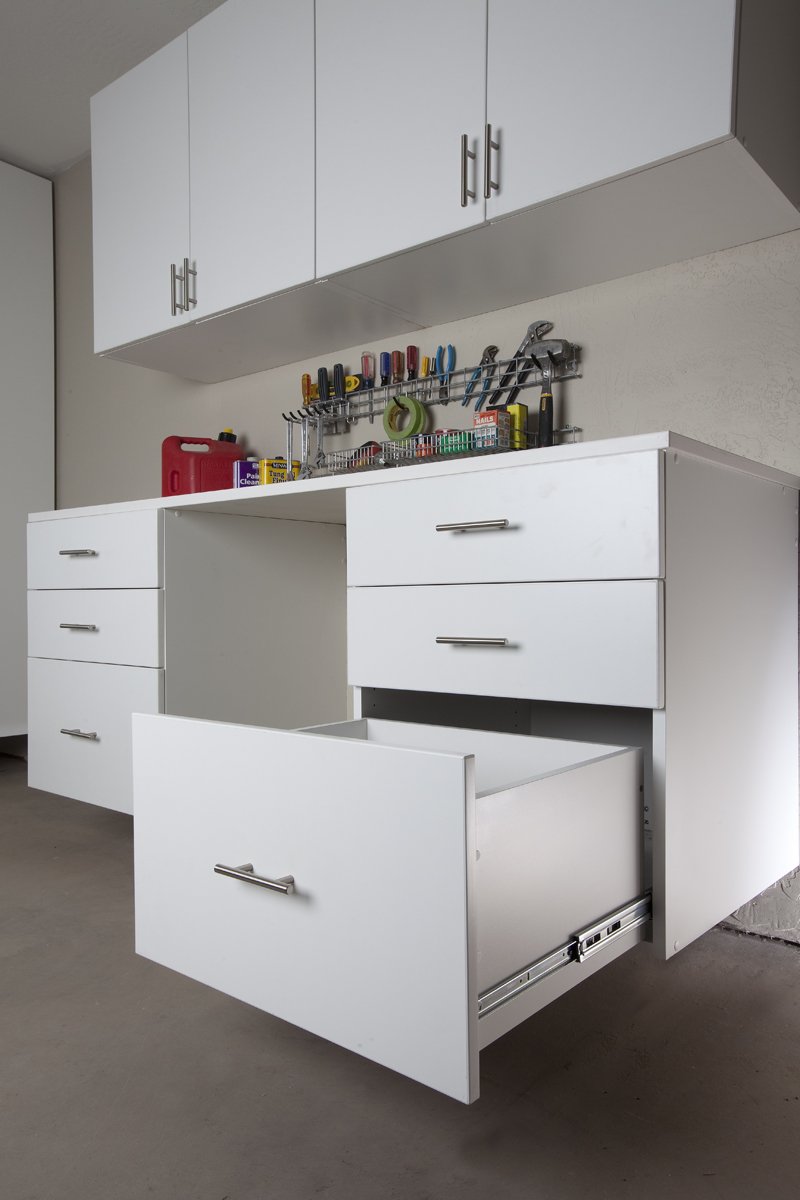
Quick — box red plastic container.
[161,434,241,496]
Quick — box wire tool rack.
[282,325,581,478]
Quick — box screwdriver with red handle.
[406,345,419,381]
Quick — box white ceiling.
[0,0,226,178]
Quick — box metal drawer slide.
[478,894,651,1019]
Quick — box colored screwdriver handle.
[406,346,418,380]
[333,363,346,405]
[301,373,312,405]
[420,356,430,378]
[391,350,403,383]
[379,352,391,386]
[361,352,375,388]
[317,367,330,406]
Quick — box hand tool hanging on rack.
[315,367,329,465]
[333,362,349,428]
[284,410,294,478]
[436,344,456,402]
[301,373,313,407]
[406,346,419,381]
[361,352,375,423]
[537,354,555,447]
[463,344,499,409]
[391,350,404,386]
[379,352,391,388]
[487,321,552,409]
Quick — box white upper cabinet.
[188,0,315,319]
[91,0,315,352]
[91,35,192,353]
[486,0,737,220]
[315,0,488,278]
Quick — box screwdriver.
[406,345,419,381]
[379,352,391,387]
[361,352,375,390]
[391,350,404,384]
[301,373,312,406]
[317,366,330,406]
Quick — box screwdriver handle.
[333,362,346,403]
[406,345,418,380]
[317,367,330,406]
[379,352,391,386]
[361,352,375,388]
[301,373,312,405]
[391,350,403,383]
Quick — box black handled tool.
[487,320,552,409]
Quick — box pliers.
[463,344,499,410]
[436,343,455,401]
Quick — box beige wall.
[55,155,800,510]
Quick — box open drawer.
[133,714,645,1103]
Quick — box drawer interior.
[302,717,633,797]
[304,719,644,996]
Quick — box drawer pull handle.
[214,862,295,895]
[435,519,509,533]
[59,623,98,632]
[58,549,97,557]
[436,636,508,647]
[60,727,98,740]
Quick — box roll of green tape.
[383,395,427,441]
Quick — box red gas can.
[161,432,241,496]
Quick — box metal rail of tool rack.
[282,341,582,477]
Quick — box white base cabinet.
[134,714,643,1103]
[29,433,800,1101]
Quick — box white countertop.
[30,431,800,523]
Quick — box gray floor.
[3,752,799,1200]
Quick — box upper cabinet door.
[486,0,737,219]
[91,35,192,352]
[316,0,488,278]
[188,0,315,319]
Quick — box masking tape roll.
[383,395,427,441]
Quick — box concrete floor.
[3,752,800,1200]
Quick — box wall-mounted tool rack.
[282,326,581,477]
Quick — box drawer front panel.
[28,509,161,589]
[28,589,163,666]
[134,714,642,1102]
[28,658,163,814]
[348,580,664,708]
[347,451,663,585]
[134,713,478,1103]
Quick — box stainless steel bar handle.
[460,134,476,207]
[170,262,178,316]
[436,636,508,647]
[435,519,509,533]
[183,258,197,308]
[484,123,499,199]
[59,623,98,632]
[214,862,295,895]
[58,548,97,556]
[60,728,98,740]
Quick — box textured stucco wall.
[54,156,800,940]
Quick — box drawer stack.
[346,451,665,709]
[27,510,164,813]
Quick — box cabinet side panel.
[657,452,799,957]
[734,0,800,209]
